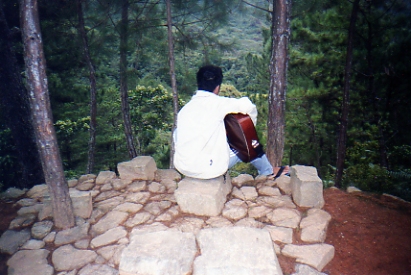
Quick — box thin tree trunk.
[20,0,74,229]
[120,0,137,158]
[77,0,97,173]
[166,0,178,169]
[267,0,291,167]
[0,1,44,188]
[335,0,360,188]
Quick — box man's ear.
[213,85,220,95]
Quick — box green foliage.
[129,85,174,155]
[0,127,17,189]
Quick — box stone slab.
[290,165,324,208]
[175,175,232,216]
[119,230,197,275]
[117,156,157,181]
[194,227,283,275]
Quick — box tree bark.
[20,0,75,229]
[77,0,97,173]
[267,0,291,167]
[335,0,360,188]
[120,0,137,159]
[0,1,44,188]
[166,0,178,169]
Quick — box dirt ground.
[1,187,411,275]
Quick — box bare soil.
[1,187,411,275]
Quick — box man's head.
[196,65,223,93]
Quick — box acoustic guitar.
[224,113,264,163]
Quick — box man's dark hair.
[196,65,223,92]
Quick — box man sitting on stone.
[173,64,289,179]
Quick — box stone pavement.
[0,156,334,275]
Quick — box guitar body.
[224,113,264,163]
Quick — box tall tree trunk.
[77,0,97,173]
[20,0,74,229]
[120,0,137,158]
[335,0,360,188]
[0,1,44,188]
[20,0,75,229]
[267,0,291,167]
[166,0,178,169]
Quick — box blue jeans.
[228,150,273,175]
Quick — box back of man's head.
[197,65,223,92]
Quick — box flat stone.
[94,190,122,203]
[96,171,117,185]
[231,174,254,187]
[160,179,177,193]
[290,165,324,208]
[292,263,328,275]
[124,192,150,204]
[15,198,37,207]
[70,189,93,219]
[54,222,90,246]
[113,202,144,213]
[112,179,132,191]
[155,168,182,182]
[31,220,54,239]
[300,209,332,243]
[258,186,282,196]
[264,225,293,244]
[155,206,180,222]
[0,229,31,254]
[76,181,95,191]
[2,187,26,199]
[68,179,78,188]
[74,239,90,249]
[194,227,283,275]
[127,181,147,192]
[26,184,49,200]
[347,186,361,193]
[276,176,292,195]
[21,239,45,249]
[222,199,248,220]
[9,213,37,229]
[170,217,205,234]
[125,211,152,228]
[94,196,124,212]
[91,226,128,248]
[78,174,97,184]
[52,244,97,271]
[267,208,301,228]
[205,216,233,228]
[282,244,335,271]
[234,217,264,228]
[248,205,272,219]
[78,264,119,275]
[7,249,53,275]
[256,195,296,209]
[119,230,197,275]
[148,182,166,193]
[91,211,129,236]
[117,156,157,181]
[17,204,42,216]
[175,175,232,216]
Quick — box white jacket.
[173,90,257,179]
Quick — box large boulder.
[174,175,232,216]
[117,156,157,181]
[290,165,324,208]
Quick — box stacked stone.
[0,156,334,275]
